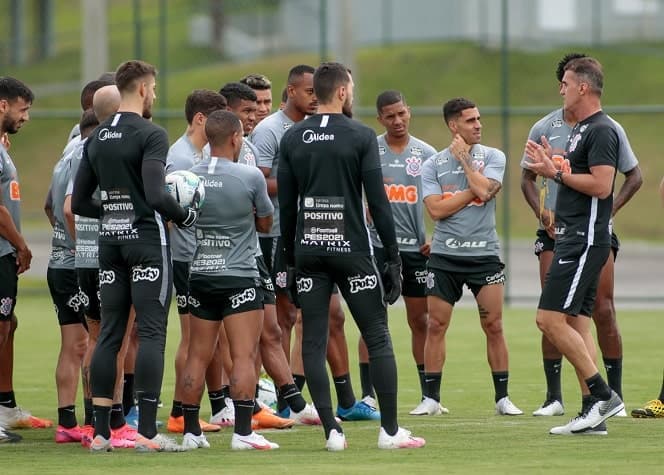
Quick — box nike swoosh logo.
[558,259,574,265]
[143,398,158,403]
[548,135,561,140]
[437,171,450,178]
[336,380,347,384]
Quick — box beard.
[342,99,353,118]
[2,116,19,134]
[142,96,153,120]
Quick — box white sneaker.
[532,400,565,416]
[495,396,523,415]
[325,429,347,451]
[568,391,623,433]
[291,403,321,425]
[231,432,279,450]
[615,407,628,417]
[377,427,426,449]
[409,397,449,416]
[0,425,21,443]
[209,405,235,427]
[550,417,608,436]
[361,395,378,410]
[182,432,210,450]
[0,405,31,429]
[135,433,185,452]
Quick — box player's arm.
[423,191,477,221]
[613,165,642,216]
[253,168,274,234]
[277,136,298,265]
[71,145,101,219]
[0,191,31,274]
[44,186,55,227]
[63,193,75,239]
[253,127,278,196]
[450,135,501,202]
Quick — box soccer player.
[525,56,624,435]
[165,89,227,435]
[240,73,273,124]
[0,77,52,437]
[221,81,320,426]
[64,77,115,152]
[72,60,198,452]
[47,110,98,444]
[521,52,641,417]
[359,90,436,413]
[279,61,425,451]
[420,97,522,417]
[180,110,278,451]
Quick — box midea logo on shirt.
[98,128,123,141]
[302,129,334,143]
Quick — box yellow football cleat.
[631,399,664,418]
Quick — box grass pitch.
[2,292,662,474]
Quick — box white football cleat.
[532,399,565,416]
[291,403,321,425]
[377,427,425,449]
[495,397,523,415]
[409,397,449,416]
[325,429,347,451]
[182,432,210,450]
[231,432,279,450]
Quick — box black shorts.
[77,267,101,321]
[173,260,190,315]
[425,254,505,305]
[374,248,428,298]
[538,242,610,317]
[47,267,86,326]
[0,254,18,321]
[189,275,263,321]
[256,255,276,305]
[534,229,620,260]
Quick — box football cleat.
[550,416,608,436]
[631,399,664,418]
[251,407,295,430]
[135,433,185,452]
[567,391,623,433]
[290,403,321,425]
[0,405,53,429]
[0,425,21,443]
[182,432,210,450]
[377,427,426,449]
[209,406,235,427]
[495,397,524,415]
[532,399,564,416]
[55,424,84,443]
[166,415,221,433]
[325,429,347,451]
[336,400,381,421]
[409,397,449,416]
[89,434,113,453]
[361,395,378,410]
[231,431,279,450]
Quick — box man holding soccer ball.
[72,60,199,452]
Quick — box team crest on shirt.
[276,271,288,289]
[0,297,14,316]
[243,149,256,167]
[378,146,386,155]
[283,122,292,131]
[471,160,485,172]
[579,125,588,133]
[568,134,582,153]
[425,272,435,289]
[551,119,563,128]
[405,156,422,177]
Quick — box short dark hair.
[80,79,114,110]
[0,77,34,104]
[564,57,604,96]
[115,60,157,94]
[556,52,587,82]
[376,90,405,114]
[184,89,228,124]
[240,73,272,90]
[281,86,288,103]
[205,110,242,149]
[79,109,100,138]
[219,82,257,109]
[443,97,476,124]
[313,62,350,105]
[287,64,315,85]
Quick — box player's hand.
[15,244,32,275]
[524,139,557,179]
[381,250,402,305]
[177,207,199,228]
[450,134,470,162]
[419,242,431,257]
[286,266,300,307]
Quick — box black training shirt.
[278,113,397,263]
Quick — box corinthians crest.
[405,156,422,177]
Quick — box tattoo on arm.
[485,178,502,201]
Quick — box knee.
[261,318,283,347]
[407,311,428,332]
[593,296,616,326]
[427,316,448,337]
[481,316,504,338]
[535,313,553,334]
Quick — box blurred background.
[2,0,663,304]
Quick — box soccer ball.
[165,170,205,209]
[257,377,278,410]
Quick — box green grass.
[3,291,663,474]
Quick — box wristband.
[553,170,564,185]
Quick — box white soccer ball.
[257,377,278,410]
[165,170,205,209]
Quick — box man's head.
[560,57,604,113]
[184,89,227,129]
[376,90,410,139]
[313,62,352,116]
[287,65,318,116]
[80,79,115,111]
[92,85,121,123]
[0,77,34,135]
[556,52,587,83]
[443,97,481,145]
[205,110,243,162]
[115,60,158,119]
[219,82,258,135]
[240,73,272,122]
[79,109,100,139]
